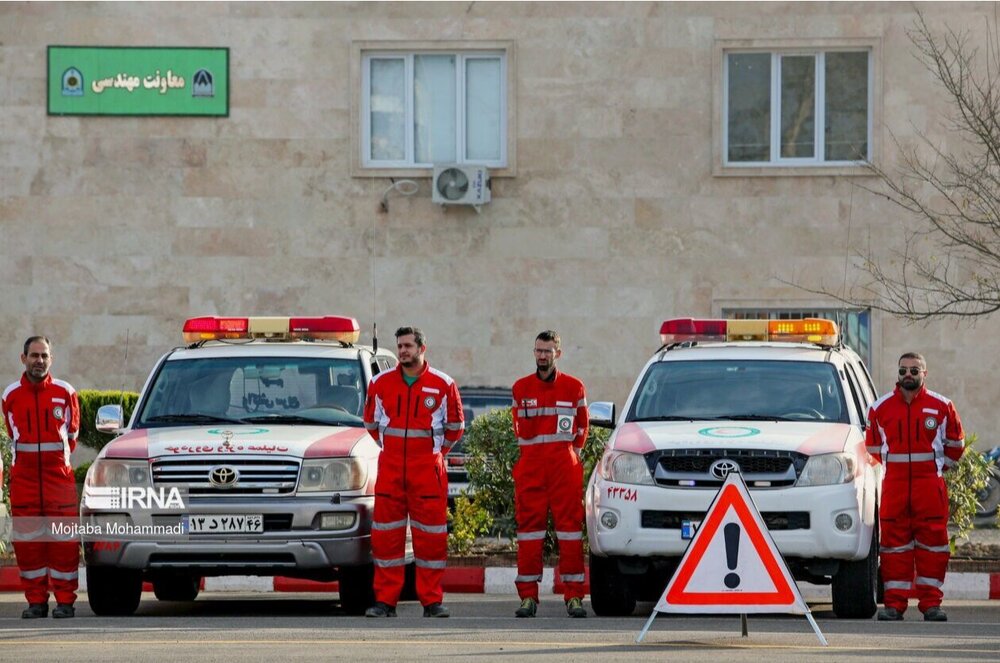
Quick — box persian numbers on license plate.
[185,514,264,534]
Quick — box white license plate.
[448,485,466,496]
[185,514,264,534]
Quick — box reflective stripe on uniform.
[517,531,546,541]
[49,568,79,581]
[364,422,379,430]
[866,446,882,455]
[15,442,64,453]
[372,519,408,531]
[880,541,915,554]
[374,556,408,568]
[885,452,936,463]
[884,580,913,590]
[515,574,541,583]
[915,576,944,588]
[411,520,448,534]
[382,427,432,438]
[943,437,964,449]
[415,558,446,569]
[517,433,576,446]
[19,567,49,580]
[516,407,577,418]
[561,574,585,583]
[555,530,582,541]
[915,541,950,553]
[444,422,464,431]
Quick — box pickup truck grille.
[649,448,807,488]
[151,458,300,495]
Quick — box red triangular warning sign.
[653,471,808,614]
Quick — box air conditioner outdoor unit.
[432,165,491,211]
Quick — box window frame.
[713,38,881,177]
[352,41,516,177]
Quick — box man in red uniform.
[866,352,965,622]
[2,336,81,619]
[511,330,589,618]
[363,327,464,618]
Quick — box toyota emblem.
[209,465,239,487]
[709,459,740,480]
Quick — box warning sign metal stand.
[636,471,827,646]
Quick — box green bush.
[458,407,610,554]
[447,493,494,555]
[77,389,139,451]
[945,433,992,547]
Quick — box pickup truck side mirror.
[96,404,124,434]
[589,401,616,429]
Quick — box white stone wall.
[0,2,995,444]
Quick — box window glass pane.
[369,58,405,162]
[727,53,771,162]
[414,54,456,164]
[825,51,869,161]
[466,58,502,161]
[780,55,815,158]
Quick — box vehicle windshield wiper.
[631,415,698,422]
[711,414,792,422]
[145,413,245,425]
[241,414,328,425]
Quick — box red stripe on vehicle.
[612,423,656,454]
[104,429,149,458]
[304,429,365,457]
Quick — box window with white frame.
[361,51,507,168]
[724,50,870,166]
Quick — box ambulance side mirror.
[96,404,124,434]
[589,401,616,429]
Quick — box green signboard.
[48,46,229,116]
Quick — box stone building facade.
[0,2,993,443]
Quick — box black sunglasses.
[898,367,922,376]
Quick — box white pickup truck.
[586,318,882,618]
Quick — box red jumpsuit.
[511,370,588,602]
[2,373,81,606]
[865,385,964,614]
[363,363,464,607]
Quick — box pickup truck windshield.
[628,359,849,424]
[136,356,366,428]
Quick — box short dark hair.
[395,326,425,347]
[899,351,926,368]
[23,336,51,356]
[536,330,561,348]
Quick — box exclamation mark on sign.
[724,522,741,588]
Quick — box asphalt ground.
[0,592,997,662]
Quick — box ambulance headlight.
[86,460,150,488]
[797,453,855,486]
[298,458,367,492]
[599,451,654,485]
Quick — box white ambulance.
[587,318,882,618]
[81,316,401,616]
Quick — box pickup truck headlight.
[797,453,855,486]
[298,458,367,492]
[599,451,654,485]
[86,459,150,487]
